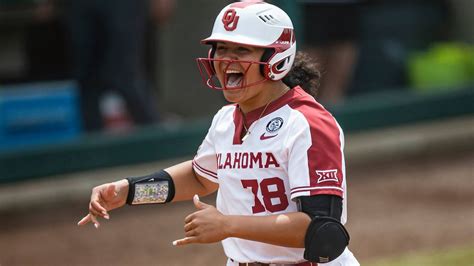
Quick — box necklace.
[240,100,271,142]
[239,85,290,142]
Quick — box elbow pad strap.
[304,216,350,263]
[126,169,175,205]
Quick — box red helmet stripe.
[270,28,294,51]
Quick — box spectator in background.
[62,0,175,132]
[27,0,69,82]
[299,0,363,106]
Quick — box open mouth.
[225,69,244,89]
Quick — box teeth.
[225,69,242,74]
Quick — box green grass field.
[364,244,474,266]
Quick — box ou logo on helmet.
[222,9,239,31]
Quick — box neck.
[239,82,289,113]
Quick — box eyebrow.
[216,42,254,51]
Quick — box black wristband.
[126,169,175,205]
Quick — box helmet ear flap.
[266,43,297,81]
[260,48,275,79]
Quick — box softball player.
[79,2,359,265]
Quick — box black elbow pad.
[304,216,350,263]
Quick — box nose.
[216,56,240,72]
[220,54,238,62]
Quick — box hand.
[77,179,129,228]
[173,195,229,246]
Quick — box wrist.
[115,179,129,206]
[222,215,237,238]
[126,170,175,205]
[115,179,129,193]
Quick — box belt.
[237,261,316,266]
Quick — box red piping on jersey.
[232,104,245,145]
[192,160,218,179]
[291,186,343,198]
[291,185,343,192]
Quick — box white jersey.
[193,86,358,265]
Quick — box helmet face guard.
[197,2,297,90]
[196,57,270,90]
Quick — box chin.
[223,89,245,103]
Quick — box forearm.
[79,160,216,227]
[165,160,218,202]
[120,160,217,204]
[226,211,311,248]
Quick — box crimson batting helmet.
[197,1,296,90]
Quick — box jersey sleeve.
[192,111,220,183]
[287,109,345,200]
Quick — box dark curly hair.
[283,51,321,98]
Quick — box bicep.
[165,160,218,201]
[195,171,219,194]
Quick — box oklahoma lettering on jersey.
[217,152,280,169]
[192,86,348,264]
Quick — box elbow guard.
[303,216,350,263]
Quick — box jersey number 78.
[241,177,289,214]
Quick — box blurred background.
[0,0,473,265]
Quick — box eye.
[237,47,251,53]
[216,45,227,51]
[215,46,228,56]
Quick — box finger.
[91,201,108,218]
[184,221,197,232]
[172,236,198,246]
[185,229,197,237]
[77,214,92,226]
[90,214,101,229]
[89,202,103,218]
[193,194,210,210]
[184,213,196,224]
[193,194,203,209]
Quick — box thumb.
[193,194,210,210]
